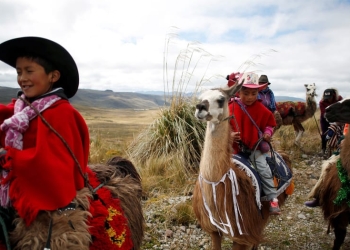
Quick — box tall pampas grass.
[127,31,222,190]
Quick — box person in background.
[258,74,282,129]
[319,88,343,155]
[226,72,241,101]
[257,75,277,112]
[324,122,344,156]
[226,72,241,87]
[229,73,280,215]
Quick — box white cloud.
[0,0,349,100]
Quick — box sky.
[0,0,349,99]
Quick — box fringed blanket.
[232,152,293,207]
[276,101,306,118]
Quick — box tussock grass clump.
[139,156,193,196]
[128,101,205,176]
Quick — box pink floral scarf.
[0,94,61,207]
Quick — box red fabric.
[319,95,343,118]
[0,99,89,226]
[0,99,16,144]
[229,99,276,152]
[276,101,306,118]
[227,72,241,87]
[88,170,133,250]
[344,124,349,135]
[0,242,6,250]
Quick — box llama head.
[304,83,317,98]
[195,81,243,123]
[325,98,350,123]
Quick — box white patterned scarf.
[0,93,61,207]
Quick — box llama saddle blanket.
[231,152,293,205]
[276,101,306,118]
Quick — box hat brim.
[243,83,267,91]
[259,82,271,85]
[0,37,79,98]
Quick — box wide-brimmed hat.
[258,74,271,85]
[240,72,267,91]
[0,37,79,98]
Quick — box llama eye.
[217,98,225,108]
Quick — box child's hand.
[263,133,271,142]
[230,132,241,143]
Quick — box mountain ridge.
[0,87,304,109]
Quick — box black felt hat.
[258,75,271,85]
[0,37,79,98]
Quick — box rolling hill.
[0,87,169,109]
[0,87,304,109]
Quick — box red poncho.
[0,99,89,225]
[229,99,276,153]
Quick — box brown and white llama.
[311,98,350,250]
[275,83,317,144]
[192,82,292,250]
[2,156,144,250]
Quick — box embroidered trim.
[231,158,262,209]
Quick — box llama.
[1,156,144,250]
[192,82,292,250]
[275,83,317,144]
[314,98,350,250]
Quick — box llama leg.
[292,123,299,143]
[333,227,346,250]
[295,131,303,144]
[332,214,348,250]
[295,123,304,143]
[210,231,222,250]
[232,242,254,250]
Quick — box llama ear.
[227,79,244,97]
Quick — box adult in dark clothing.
[319,88,343,154]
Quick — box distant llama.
[192,82,293,249]
[275,83,317,143]
[314,98,350,250]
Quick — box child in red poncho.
[0,37,90,246]
[229,72,280,215]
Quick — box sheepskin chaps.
[5,157,144,250]
[10,188,92,250]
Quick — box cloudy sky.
[0,0,349,99]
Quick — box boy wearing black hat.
[0,37,90,247]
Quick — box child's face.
[16,57,53,98]
[239,87,259,106]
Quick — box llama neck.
[200,120,231,181]
[306,96,317,114]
